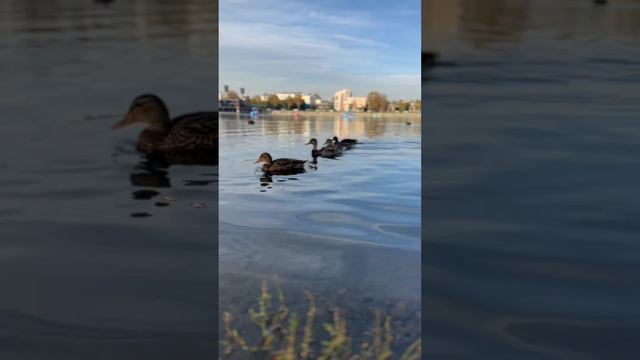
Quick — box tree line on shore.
[224,90,421,112]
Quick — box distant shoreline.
[269,110,422,118]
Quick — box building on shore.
[219,98,252,113]
[314,100,333,111]
[301,94,322,107]
[334,89,350,111]
[275,92,300,101]
[259,93,271,102]
[220,84,248,101]
[334,89,367,112]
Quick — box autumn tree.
[397,100,405,112]
[226,90,239,100]
[250,96,268,109]
[268,95,281,109]
[366,91,389,112]
[293,94,305,110]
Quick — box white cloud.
[332,34,389,48]
[306,11,375,27]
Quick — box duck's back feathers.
[135,111,218,165]
[320,146,339,158]
[264,158,306,175]
[160,112,218,151]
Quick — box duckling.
[255,152,307,175]
[332,136,357,150]
[114,94,217,164]
[305,138,339,158]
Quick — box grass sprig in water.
[221,276,421,360]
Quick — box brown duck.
[255,152,307,175]
[305,138,339,158]
[332,136,357,150]
[114,94,218,164]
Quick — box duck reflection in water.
[128,154,216,189]
[129,156,172,188]
[258,174,302,191]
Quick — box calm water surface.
[219,113,421,350]
[0,1,217,358]
[424,0,640,359]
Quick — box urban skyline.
[218,85,420,102]
[219,85,420,112]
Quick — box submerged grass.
[221,276,421,360]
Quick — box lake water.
[424,0,640,359]
[0,1,217,358]
[218,113,421,352]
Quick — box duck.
[323,138,342,156]
[113,94,218,164]
[305,138,339,158]
[332,136,357,150]
[255,152,307,175]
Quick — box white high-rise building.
[334,89,351,112]
[334,89,367,111]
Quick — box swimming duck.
[255,152,307,175]
[113,94,218,164]
[323,138,342,156]
[306,138,339,158]
[332,136,357,150]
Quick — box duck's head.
[113,94,170,131]
[255,152,273,165]
[305,138,318,146]
[324,138,333,146]
[332,136,339,144]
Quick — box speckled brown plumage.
[115,94,218,165]
[255,152,306,175]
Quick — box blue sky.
[219,0,421,100]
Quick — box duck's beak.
[255,159,262,164]
[305,141,311,145]
[113,113,133,129]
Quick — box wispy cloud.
[220,22,339,55]
[306,11,375,27]
[219,0,420,99]
[332,34,389,48]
